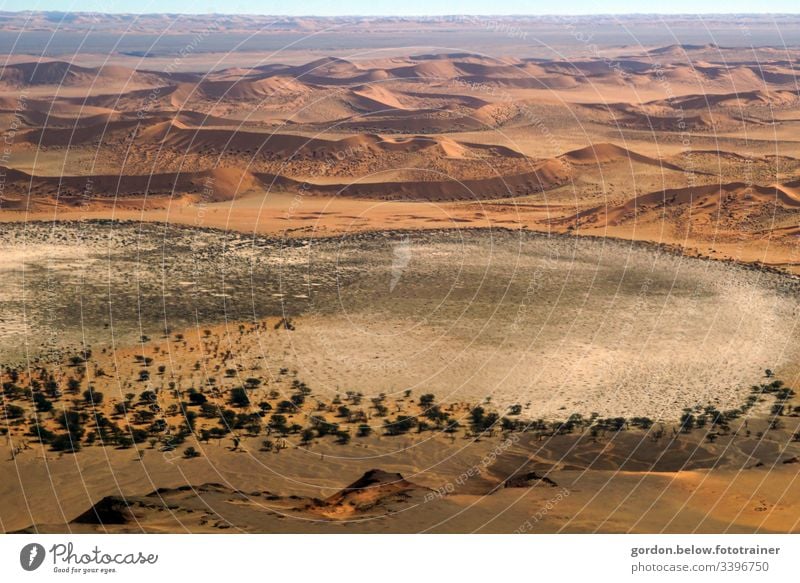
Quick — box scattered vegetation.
[1,330,797,459]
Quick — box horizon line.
[2,10,800,17]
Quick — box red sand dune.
[561,142,687,172]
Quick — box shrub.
[199,403,218,418]
[300,428,314,445]
[57,410,85,438]
[444,418,460,433]
[384,415,416,436]
[268,414,288,435]
[424,405,446,422]
[51,433,81,452]
[501,417,518,432]
[680,411,696,433]
[131,428,150,443]
[117,436,134,448]
[139,390,157,403]
[470,406,485,427]
[29,422,54,443]
[310,415,335,436]
[230,387,250,407]
[188,391,208,405]
[419,394,435,407]
[83,388,104,405]
[33,393,53,413]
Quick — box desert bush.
[230,387,250,407]
[51,433,81,452]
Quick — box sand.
[3,15,800,534]
[2,222,798,420]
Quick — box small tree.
[246,419,262,436]
[444,418,460,433]
[117,436,134,448]
[384,415,416,436]
[680,411,696,433]
[5,404,25,419]
[276,400,295,413]
[51,433,81,453]
[34,393,54,413]
[230,387,250,407]
[83,388,104,405]
[507,404,522,416]
[419,394,435,407]
[300,428,314,445]
[188,391,208,405]
[268,414,288,435]
[470,406,485,428]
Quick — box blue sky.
[2,0,800,15]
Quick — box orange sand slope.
[3,44,800,273]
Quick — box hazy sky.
[2,0,799,15]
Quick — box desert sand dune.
[0,61,161,88]
[23,118,141,146]
[646,43,720,55]
[146,126,528,165]
[561,142,687,173]
[656,89,800,110]
[0,165,267,202]
[348,84,410,111]
[573,181,800,233]
[303,163,569,200]
[188,76,313,102]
